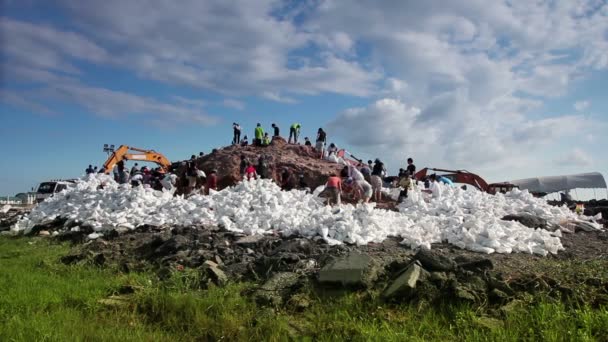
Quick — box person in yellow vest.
[289,123,301,144]
[254,123,264,146]
[262,133,271,146]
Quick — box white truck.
[35,180,75,203]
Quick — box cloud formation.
[1,0,607,175]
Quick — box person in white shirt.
[160,173,179,191]
[355,179,373,203]
[422,174,443,198]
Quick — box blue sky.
[1,0,607,197]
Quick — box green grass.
[0,237,607,341]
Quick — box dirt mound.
[179,137,344,190]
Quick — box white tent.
[510,172,607,194]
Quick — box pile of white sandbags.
[12,175,600,255]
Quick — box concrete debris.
[318,252,379,288]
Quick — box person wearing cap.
[254,123,264,146]
[232,123,241,145]
[289,123,301,144]
[271,123,280,137]
[205,170,218,195]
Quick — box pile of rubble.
[178,137,344,190]
[57,225,608,310]
[0,205,30,233]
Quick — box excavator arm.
[414,167,490,192]
[103,145,171,174]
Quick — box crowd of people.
[89,122,452,205]
[232,122,327,153]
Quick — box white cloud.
[554,148,593,167]
[574,100,590,112]
[223,99,245,110]
[262,91,297,104]
[329,98,594,176]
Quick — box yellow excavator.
[103,145,172,174]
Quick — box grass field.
[1,237,607,341]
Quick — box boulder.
[318,252,379,288]
[254,272,301,306]
[382,261,429,299]
[415,249,457,272]
[205,265,228,286]
[502,214,547,229]
[154,235,189,257]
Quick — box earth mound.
[181,137,345,190]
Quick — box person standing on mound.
[254,123,264,146]
[288,123,301,144]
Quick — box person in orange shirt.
[324,173,342,206]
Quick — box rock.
[454,276,488,304]
[474,317,504,331]
[235,235,266,247]
[246,248,255,254]
[382,261,429,299]
[415,249,456,272]
[154,235,189,257]
[214,255,224,265]
[205,266,228,286]
[318,252,379,288]
[38,230,50,236]
[204,260,219,268]
[502,214,547,229]
[254,272,301,306]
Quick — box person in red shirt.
[245,164,258,180]
[205,170,218,195]
[324,173,342,206]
